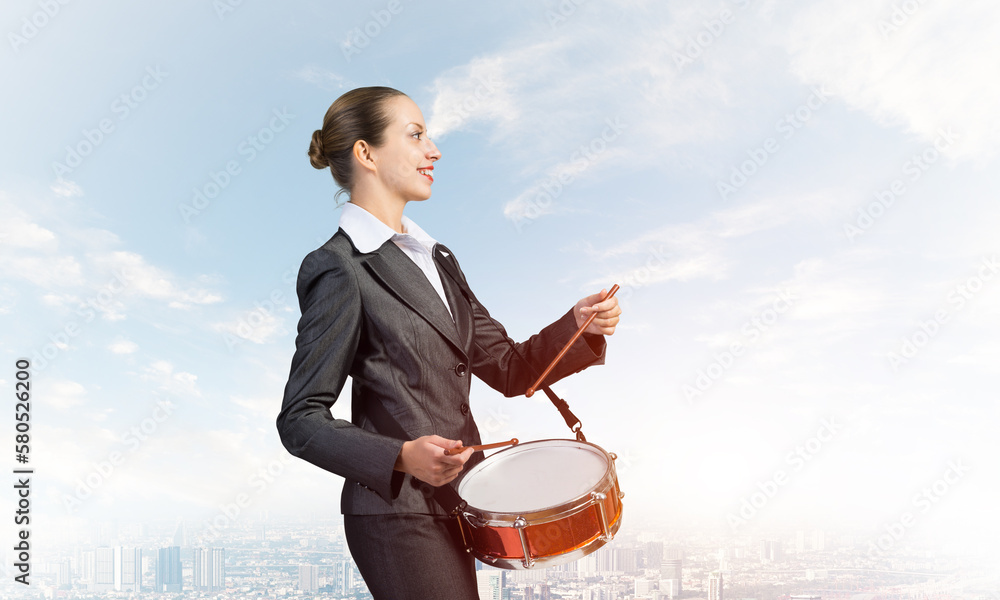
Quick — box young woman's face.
[372,95,441,203]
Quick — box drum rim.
[457,438,616,519]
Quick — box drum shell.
[456,439,624,570]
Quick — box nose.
[426,137,441,162]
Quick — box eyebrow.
[406,122,425,129]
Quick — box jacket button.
[460,402,470,415]
[454,362,468,377]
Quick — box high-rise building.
[114,547,141,592]
[525,585,535,600]
[615,547,638,573]
[172,521,186,547]
[660,578,682,599]
[760,539,782,563]
[708,572,723,600]
[644,541,664,569]
[156,546,182,592]
[55,560,71,589]
[477,569,503,600]
[94,547,115,591]
[635,578,654,595]
[333,560,354,594]
[193,547,225,591]
[539,583,552,600]
[299,565,319,593]
[660,557,682,597]
[80,547,140,592]
[813,529,826,551]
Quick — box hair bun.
[308,129,329,170]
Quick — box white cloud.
[47,380,88,409]
[0,254,85,288]
[585,189,851,290]
[0,214,58,250]
[212,306,288,345]
[50,178,83,198]
[90,250,223,309]
[425,55,519,139]
[784,0,1000,161]
[290,65,355,90]
[1,196,222,314]
[141,360,202,398]
[109,338,139,354]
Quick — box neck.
[349,182,407,233]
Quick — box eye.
[411,130,423,140]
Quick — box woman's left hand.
[574,289,622,336]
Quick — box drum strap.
[435,245,587,442]
[364,396,468,516]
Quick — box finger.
[427,435,462,451]
[591,296,619,313]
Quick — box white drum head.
[458,440,610,513]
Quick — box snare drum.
[456,439,624,569]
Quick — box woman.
[276,86,621,599]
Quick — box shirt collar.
[339,201,439,254]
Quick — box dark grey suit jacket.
[276,229,606,515]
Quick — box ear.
[353,140,378,174]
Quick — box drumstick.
[526,284,619,398]
[444,438,519,456]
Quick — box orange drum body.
[456,439,624,570]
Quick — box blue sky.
[2,0,999,563]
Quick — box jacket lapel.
[363,241,466,357]
[433,246,474,354]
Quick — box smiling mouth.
[417,167,434,183]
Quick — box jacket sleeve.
[470,301,607,397]
[435,248,606,395]
[275,248,405,503]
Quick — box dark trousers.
[344,513,479,600]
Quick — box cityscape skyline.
[2,516,994,599]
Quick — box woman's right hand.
[394,435,473,486]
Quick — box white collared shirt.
[339,202,453,319]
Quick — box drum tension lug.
[455,514,472,554]
[514,516,535,569]
[591,491,611,541]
